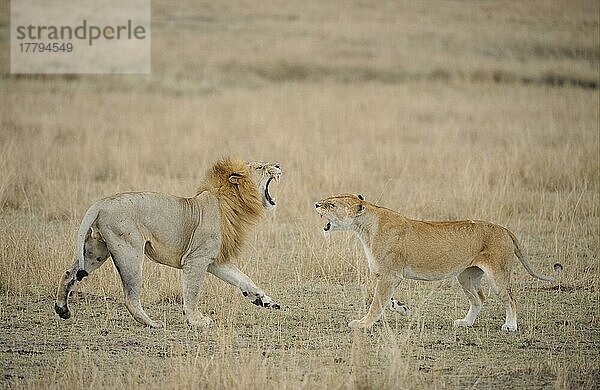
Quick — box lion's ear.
[356,204,365,215]
[357,194,365,201]
[228,172,244,184]
[90,227,102,240]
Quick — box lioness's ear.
[229,172,244,184]
[357,194,365,201]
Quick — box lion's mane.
[196,158,263,263]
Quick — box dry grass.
[1,0,599,389]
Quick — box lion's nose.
[315,202,320,209]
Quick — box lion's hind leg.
[54,236,111,320]
[454,266,485,328]
[81,235,111,276]
[55,260,80,320]
[109,239,162,328]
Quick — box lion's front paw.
[147,320,164,329]
[453,319,473,328]
[187,315,213,328]
[348,318,371,328]
[501,323,518,332]
[250,293,280,309]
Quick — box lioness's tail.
[75,204,100,280]
[507,230,562,282]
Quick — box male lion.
[315,194,562,332]
[55,158,282,328]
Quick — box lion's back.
[93,192,199,237]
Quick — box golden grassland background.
[1,1,599,388]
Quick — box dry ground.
[1,1,599,389]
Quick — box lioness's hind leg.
[481,262,518,332]
[110,243,161,328]
[454,266,485,328]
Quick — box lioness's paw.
[501,323,518,332]
[389,299,411,316]
[453,319,472,328]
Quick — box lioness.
[315,194,562,332]
[55,158,282,328]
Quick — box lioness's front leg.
[349,276,399,328]
[208,263,280,309]
[364,279,411,316]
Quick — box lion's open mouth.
[265,177,276,206]
[323,221,331,232]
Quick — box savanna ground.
[1,1,599,388]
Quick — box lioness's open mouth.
[324,221,331,232]
[265,177,276,206]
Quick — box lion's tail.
[75,204,100,280]
[507,229,563,282]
